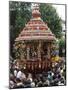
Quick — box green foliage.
[59,38,65,48]
[9,1,31,56]
[13,41,26,59]
[59,38,65,56]
[9,1,31,39]
[40,4,62,38]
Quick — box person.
[9,80,15,89]
[27,73,33,83]
[43,79,50,86]
[58,81,64,86]
[36,81,43,87]
[14,69,17,77]
[9,53,66,88]
[34,78,38,85]
[16,69,26,80]
[15,78,24,88]
[24,78,32,88]
[47,72,52,81]
[31,82,35,87]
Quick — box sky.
[31,3,66,21]
[52,4,65,21]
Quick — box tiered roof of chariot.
[15,4,56,41]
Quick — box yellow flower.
[55,56,60,61]
[51,57,55,61]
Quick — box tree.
[59,38,65,56]
[9,1,31,57]
[40,4,62,38]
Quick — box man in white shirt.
[16,70,26,80]
[14,69,17,77]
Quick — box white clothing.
[17,71,22,79]
[16,71,26,80]
[14,70,17,77]
[31,82,35,87]
[17,82,23,86]
[10,80,14,88]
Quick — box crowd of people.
[9,57,66,89]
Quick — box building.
[15,4,56,72]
